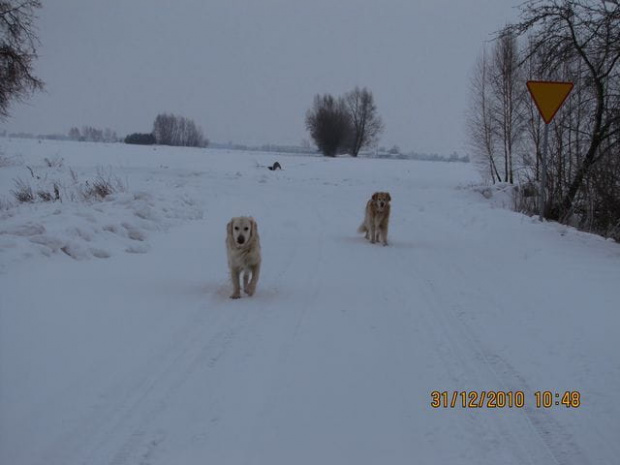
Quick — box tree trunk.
[559,83,606,221]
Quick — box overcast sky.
[2,0,522,154]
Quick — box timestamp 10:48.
[535,390,581,408]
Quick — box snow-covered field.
[1,138,619,465]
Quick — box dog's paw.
[245,287,256,296]
[230,292,241,299]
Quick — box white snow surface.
[1,139,619,465]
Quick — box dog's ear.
[372,192,379,201]
[386,192,391,201]
[250,217,258,236]
[226,220,233,239]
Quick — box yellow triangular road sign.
[526,81,573,124]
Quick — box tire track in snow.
[401,240,591,465]
[84,189,325,465]
[441,251,592,465]
[30,214,268,465]
[233,197,327,463]
[36,290,248,465]
[101,308,252,465]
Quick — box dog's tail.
[357,222,367,234]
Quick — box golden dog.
[358,192,391,246]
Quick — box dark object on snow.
[125,133,156,145]
[268,162,282,171]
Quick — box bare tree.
[343,87,384,156]
[153,113,175,146]
[467,33,527,185]
[0,0,43,119]
[506,0,620,221]
[490,31,526,184]
[305,94,352,157]
[82,126,104,142]
[103,128,118,143]
[152,113,207,147]
[68,127,81,141]
[467,47,503,183]
[589,114,620,238]
[183,118,207,147]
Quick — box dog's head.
[227,216,257,248]
[371,192,391,212]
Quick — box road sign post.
[526,81,573,221]
[540,123,549,221]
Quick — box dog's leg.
[230,268,241,299]
[369,221,376,243]
[375,219,383,243]
[246,263,260,296]
[243,270,250,294]
[381,222,389,246]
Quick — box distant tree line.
[124,113,208,147]
[467,0,620,240]
[152,113,208,147]
[305,87,384,157]
[68,126,118,143]
[124,133,155,145]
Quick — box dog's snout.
[379,201,385,208]
[237,235,245,244]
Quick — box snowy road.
[1,140,619,464]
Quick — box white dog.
[226,216,261,299]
